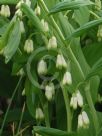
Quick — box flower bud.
[82,111,90,126]
[22,88,25,96]
[24,39,34,54]
[95,0,101,10]
[37,59,47,75]
[16,0,24,9]
[56,54,67,69]
[78,114,83,128]
[76,90,83,107]
[15,9,22,18]
[35,5,41,16]
[45,82,55,101]
[25,0,31,7]
[41,19,49,32]
[0,5,10,17]
[20,21,25,34]
[35,108,44,120]
[62,71,72,85]
[17,68,24,76]
[47,36,57,50]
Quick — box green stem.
[85,82,99,134]
[89,10,100,19]
[0,76,22,136]
[16,102,25,136]
[61,85,72,132]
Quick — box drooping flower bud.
[25,0,31,7]
[17,68,25,76]
[37,59,47,75]
[22,88,25,96]
[15,9,22,18]
[78,114,83,128]
[56,54,67,69]
[45,82,55,101]
[78,111,89,129]
[76,90,83,107]
[16,0,24,9]
[62,71,72,85]
[70,90,83,109]
[47,36,57,50]
[35,108,44,120]
[20,21,25,34]
[35,5,41,16]
[41,19,49,32]
[95,0,101,11]
[0,5,10,17]
[82,111,90,127]
[24,39,34,54]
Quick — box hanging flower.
[37,59,47,75]
[62,71,72,85]
[47,36,57,50]
[24,39,34,54]
[56,54,67,69]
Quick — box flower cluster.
[0,5,10,17]
[35,108,44,120]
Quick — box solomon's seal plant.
[0,0,102,136]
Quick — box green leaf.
[4,19,21,63]
[21,3,44,32]
[74,6,90,26]
[0,0,18,4]
[66,19,102,39]
[34,126,76,136]
[87,57,102,79]
[49,0,93,14]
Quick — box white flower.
[82,111,90,126]
[0,5,10,17]
[70,90,83,109]
[45,82,55,101]
[16,0,24,9]
[62,71,72,85]
[41,19,49,32]
[37,59,47,75]
[78,111,89,129]
[56,54,67,69]
[15,9,22,18]
[47,36,57,50]
[24,39,34,54]
[25,0,31,7]
[78,114,83,128]
[35,5,41,16]
[35,108,44,120]
[76,90,83,107]
[20,21,25,33]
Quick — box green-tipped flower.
[16,0,24,9]
[20,21,25,33]
[45,82,55,101]
[24,39,34,54]
[78,111,90,129]
[47,36,57,50]
[35,5,41,16]
[15,9,22,18]
[35,108,44,120]
[41,19,49,32]
[70,90,83,110]
[37,59,47,75]
[62,71,72,85]
[0,5,10,17]
[56,54,67,69]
